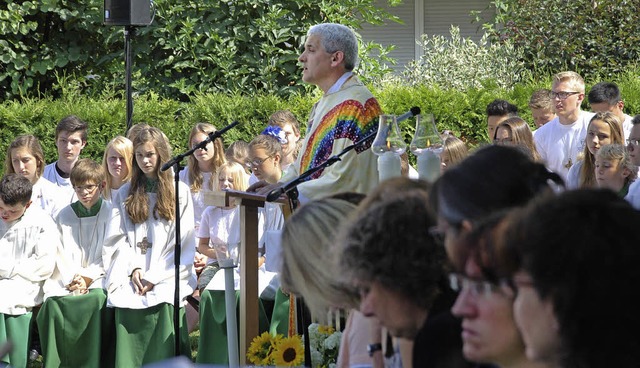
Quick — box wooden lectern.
[203,190,293,364]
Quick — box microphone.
[396,106,421,123]
[208,121,239,141]
[161,121,239,172]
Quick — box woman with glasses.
[432,145,562,367]
[496,189,640,367]
[565,112,624,189]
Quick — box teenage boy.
[0,174,58,368]
[43,115,88,204]
[38,158,113,368]
[486,99,518,140]
[588,81,633,139]
[528,89,556,129]
[533,71,595,181]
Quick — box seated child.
[0,174,57,368]
[196,161,249,291]
[37,159,113,368]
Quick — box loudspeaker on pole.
[104,0,152,26]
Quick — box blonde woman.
[102,135,133,201]
[566,112,624,189]
[103,126,195,367]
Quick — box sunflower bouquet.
[247,331,304,367]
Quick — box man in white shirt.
[43,115,88,204]
[534,71,595,182]
[587,81,633,139]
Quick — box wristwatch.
[367,343,382,357]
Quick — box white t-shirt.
[534,111,594,182]
[625,180,640,210]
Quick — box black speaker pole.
[124,26,135,135]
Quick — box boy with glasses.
[533,71,595,181]
[624,115,640,208]
[0,174,58,368]
[37,158,112,367]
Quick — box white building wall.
[359,0,493,73]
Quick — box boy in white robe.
[0,174,57,368]
[37,158,113,367]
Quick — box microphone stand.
[266,129,377,202]
[160,121,239,356]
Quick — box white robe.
[103,181,196,309]
[42,200,112,299]
[0,206,57,314]
[43,162,77,205]
[31,177,64,218]
[179,166,213,230]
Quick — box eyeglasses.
[245,156,272,168]
[551,91,580,100]
[627,138,640,147]
[74,184,99,193]
[449,273,503,298]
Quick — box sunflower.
[317,324,335,335]
[247,331,276,365]
[272,334,304,366]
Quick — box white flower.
[310,349,323,367]
[323,331,342,350]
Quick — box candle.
[378,151,402,182]
[416,150,441,183]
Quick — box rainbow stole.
[299,98,381,180]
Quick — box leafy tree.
[0,0,398,100]
[473,0,640,79]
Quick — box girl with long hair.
[103,126,196,367]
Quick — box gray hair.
[308,23,358,71]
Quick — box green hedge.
[2,71,640,176]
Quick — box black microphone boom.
[396,106,421,123]
[161,121,239,172]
